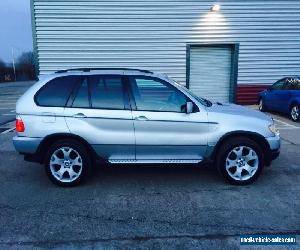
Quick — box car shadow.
[87,163,223,187]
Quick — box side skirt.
[108,159,202,164]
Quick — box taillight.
[16,116,25,132]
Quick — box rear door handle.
[73,113,87,118]
[135,115,149,121]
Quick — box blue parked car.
[258,77,300,122]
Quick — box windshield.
[172,80,213,107]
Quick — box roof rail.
[55,68,153,74]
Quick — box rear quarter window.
[35,76,80,107]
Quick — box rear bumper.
[13,136,42,155]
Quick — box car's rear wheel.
[258,98,266,112]
[45,139,91,187]
[290,104,300,122]
[217,137,264,185]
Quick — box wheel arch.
[210,131,270,163]
[289,99,299,110]
[36,133,101,164]
[258,95,263,104]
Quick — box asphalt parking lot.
[0,82,299,249]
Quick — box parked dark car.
[258,77,300,122]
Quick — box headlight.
[268,124,279,136]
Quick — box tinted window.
[130,77,187,112]
[89,75,125,109]
[72,78,90,108]
[272,80,285,90]
[284,78,300,90]
[35,76,80,107]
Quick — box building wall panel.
[32,0,300,91]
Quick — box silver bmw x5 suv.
[13,68,280,187]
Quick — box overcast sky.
[0,0,32,63]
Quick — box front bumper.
[266,134,281,151]
[13,136,42,154]
[265,134,280,166]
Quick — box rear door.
[64,74,135,160]
[128,76,208,161]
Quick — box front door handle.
[73,113,87,118]
[135,115,149,121]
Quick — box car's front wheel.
[217,137,264,185]
[45,139,91,187]
[290,103,300,122]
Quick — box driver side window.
[130,76,187,112]
[272,79,285,90]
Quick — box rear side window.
[35,76,80,107]
[89,75,125,110]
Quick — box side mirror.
[268,87,272,91]
[186,102,193,114]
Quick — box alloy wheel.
[49,147,83,183]
[291,105,299,121]
[225,146,259,181]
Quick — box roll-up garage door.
[189,46,233,103]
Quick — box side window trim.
[282,78,290,90]
[66,76,89,108]
[123,76,134,110]
[128,75,197,113]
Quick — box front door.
[128,76,208,161]
[266,79,285,110]
[64,75,135,160]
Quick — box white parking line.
[278,127,300,130]
[273,118,298,128]
[1,127,15,134]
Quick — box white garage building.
[31,0,300,104]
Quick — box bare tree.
[0,59,5,68]
[0,59,7,82]
[15,51,36,80]
[16,51,35,66]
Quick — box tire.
[289,103,300,122]
[258,98,266,112]
[216,137,264,185]
[45,139,91,187]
